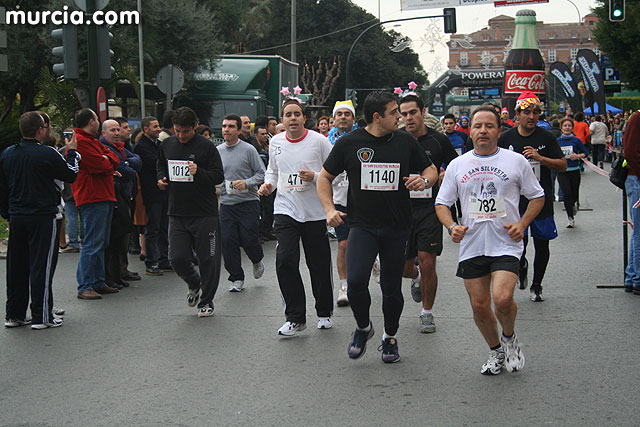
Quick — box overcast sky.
[350,0,598,80]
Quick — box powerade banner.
[576,49,606,116]
[428,69,504,115]
[549,61,582,113]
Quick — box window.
[505,34,512,41]
[549,33,555,39]
[570,48,578,59]
[548,49,557,63]
[460,51,468,66]
[483,35,489,41]
[461,89,469,97]
[571,32,577,39]
[594,47,600,58]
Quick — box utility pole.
[291,0,296,63]
[137,0,146,117]
[87,0,99,112]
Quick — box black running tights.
[520,235,550,286]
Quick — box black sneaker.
[518,258,528,290]
[145,266,163,276]
[378,337,400,363]
[347,323,374,359]
[530,284,544,302]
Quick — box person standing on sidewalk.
[258,99,334,336]
[157,107,225,317]
[624,111,640,295]
[217,114,266,292]
[1,111,80,329]
[435,106,545,375]
[317,91,437,363]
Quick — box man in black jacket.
[134,116,169,276]
[1,111,80,330]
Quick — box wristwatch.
[447,224,456,236]
[423,177,429,187]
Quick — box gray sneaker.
[419,313,436,333]
[410,277,422,303]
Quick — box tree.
[300,57,342,110]
[593,0,640,91]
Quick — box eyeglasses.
[41,124,50,129]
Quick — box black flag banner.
[549,61,582,113]
[576,49,606,115]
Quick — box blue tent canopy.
[583,103,623,115]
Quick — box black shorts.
[456,255,520,279]
[406,207,443,258]
[334,204,350,242]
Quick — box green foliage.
[36,67,81,131]
[606,97,640,113]
[593,0,640,91]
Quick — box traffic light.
[609,0,625,22]
[95,25,114,79]
[346,89,358,108]
[51,25,79,79]
[443,8,457,34]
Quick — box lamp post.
[566,0,583,46]
[345,14,444,99]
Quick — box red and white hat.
[515,91,541,110]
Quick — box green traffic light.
[613,9,622,17]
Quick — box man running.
[258,99,334,336]
[399,94,458,333]
[317,91,437,363]
[435,105,545,375]
[498,92,566,302]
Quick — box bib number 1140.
[361,162,400,191]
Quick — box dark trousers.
[220,201,264,282]
[557,170,581,218]
[6,215,58,324]
[273,214,333,324]
[168,215,222,309]
[521,236,550,286]
[260,191,276,235]
[105,233,127,285]
[592,144,605,166]
[346,226,409,336]
[145,200,169,268]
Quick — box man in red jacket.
[72,108,121,299]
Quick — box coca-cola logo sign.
[504,70,546,94]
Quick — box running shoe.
[4,318,31,328]
[530,284,544,302]
[410,275,422,303]
[378,337,400,363]
[53,307,65,316]
[336,286,349,306]
[567,218,575,228]
[317,317,332,329]
[419,313,436,333]
[481,349,505,375]
[500,332,525,372]
[187,289,200,307]
[347,323,374,359]
[277,321,306,336]
[31,317,63,330]
[197,304,214,317]
[229,280,244,292]
[253,261,265,279]
[518,258,528,290]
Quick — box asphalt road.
[1,164,639,427]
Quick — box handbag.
[609,152,628,190]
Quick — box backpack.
[609,152,628,190]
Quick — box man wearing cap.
[498,91,566,302]
[500,108,515,130]
[329,100,358,307]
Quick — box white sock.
[357,323,371,332]
[383,331,396,340]
[421,308,432,316]
[414,269,421,282]
[340,279,347,289]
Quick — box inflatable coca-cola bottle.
[502,9,546,115]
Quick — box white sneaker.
[336,286,349,306]
[277,321,306,336]
[228,280,244,292]
[253,261,265,279]
[317,317,332,329]
[187,289,200,307]
[31,317,63,330]
[481,349,505,375]
[501,332,525,372]
[566,218,575,228]
[197,304,214,317]
[53,307,65,316]
[4,318,31,328]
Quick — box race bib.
[280,172,310,192]
[225,180,248,195]
[529,159,541,180]
[168,159,193,182]
[468,195,506,221]
[338,174,349,188]
[408,174,432,199]
[561,146,573,158]
[361,162,400,191]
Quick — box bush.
[606,97,640,113]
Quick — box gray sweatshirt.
[217,140,265,205]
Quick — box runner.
[398,94,458,333]
[317,90,438,363]
[555,118,588,228]
[435,105,545,375]
[498,92,566,302]
[258,99,334,336]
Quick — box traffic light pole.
[87,0,99,113]
[344,14,443,100]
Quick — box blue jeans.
[625,175,640,289]
[64,199,82,249]
[77,201,113,292]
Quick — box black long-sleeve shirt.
[156,133,224,216]
[0,139,79,218]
